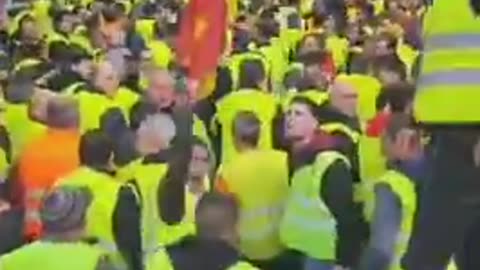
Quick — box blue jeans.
[304,257,335,270]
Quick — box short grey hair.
[46,96,79,129]
[138,113,176,146]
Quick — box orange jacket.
[18,128,80,240]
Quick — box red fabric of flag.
[177,0,227,82]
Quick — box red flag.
[177,0,227,86]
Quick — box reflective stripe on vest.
[282,212,337,231]
[425,34,480,51]
[240,204,283,240]
[96,239,119,254]
[418,70,480,89]
[280,151,350,260]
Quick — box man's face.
[74,59,94,80]
[304,64,329,89]
[94,62,120,97]
[382,128,421,161]
[285,102,319,141]
[329,80,358,117]
[147,70,175,109]
[189,144,209,180]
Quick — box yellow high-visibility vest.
[215,89,278,164]
[57,167,125,268]
[4,103,46,161]
[280,151,349,260]
[415,0,480,123]
[374,170,416,270]
[220,149,289,260]
[0,241,105,270]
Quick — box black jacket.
[46,69,85,93]
[0,207,24,255]
[167,236,243,270]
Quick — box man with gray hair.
[136,113,177,155]
[131,95,193,252]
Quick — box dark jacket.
[166,236,243,270]
[111,183,142,270]
[46,69,85,93]
[0,206,24,255]
[290,131,366,267]
[319,105,362,185]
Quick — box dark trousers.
[403,132,480,270]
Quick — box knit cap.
[40,187,92,233]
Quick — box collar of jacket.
[89,166,116,177]
[291,130,337,170]
[167,235,241,270]
[320,103,361,131]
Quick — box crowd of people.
[0,0,477,269]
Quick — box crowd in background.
[0,0,471,270]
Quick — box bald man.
[329,78,359,119]
[320,77,368,259]
[146,68,177,110]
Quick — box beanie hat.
[41,187,92,234]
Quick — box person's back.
[404,1,480,269]
[415,0,480,123]
[219,149,288,258]
[56,129,142,270]
[19,96,81,240]
[216,111,289,261]
[146,192,259,270]
[216,59,279,164]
